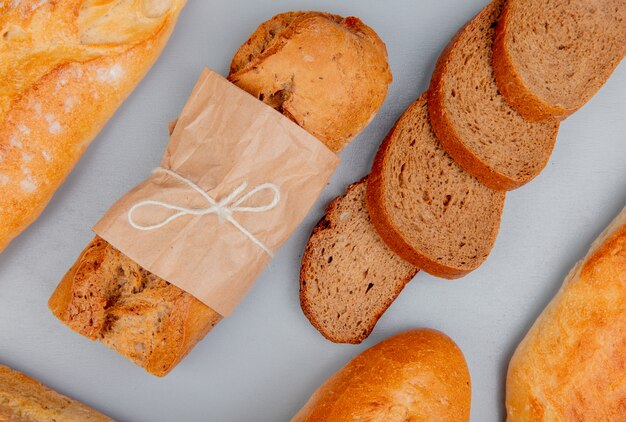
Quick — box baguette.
[49,11,392,376]
[300,178,418,344]
[428,0,559,190]
[0,0,186,252]
[367,94,506,278]
[0,364,113,421]
[506,206,626,421]
[292,329,471,421]
[493,0,626,121]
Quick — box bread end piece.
[227,11,392,152]
[49,237,222,377]
[292,329,471,422]
[300,178,418,344]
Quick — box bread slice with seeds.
[493,0,626,121]
[367,94,506,279]
[300,178,418,344]
[429,0,559,191]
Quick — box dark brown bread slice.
[367,94,506,279]
[429,0,559,191]
[300,178,418,344]
[493,0,626,121]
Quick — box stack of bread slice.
[301,0,625,343]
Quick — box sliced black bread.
[429,0,559,191]
[493,0,626,121]
[300,178,418,344]
[367,94,506,279]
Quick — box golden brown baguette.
[0,0,186,252]
[506,206,626,421]
[49,11,392,377]
[291,329,471,421]
[0,364,113,421]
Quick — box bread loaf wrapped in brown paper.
[49,11,392,376]
[0,0,186,252]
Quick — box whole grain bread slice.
[493,0,626,121]
[429,0,559,191]
[300,178,418,344]
[367,94,506,279]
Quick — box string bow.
[128,167,280,256]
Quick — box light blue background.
[1,1,624,420]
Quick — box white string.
[127,167,280,256]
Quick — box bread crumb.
[31,0,47,12]
[20,177,36,193]
[45,113,62,134]
[339,211,351,221]
[64,97,76,112]
[33,102,42,117]
[304,54,315,62]
[9,135,22,148]
[97,64,124,84]
[42,150,51,161]
[0,174,8,185]
[17,124,30,135]
[21,152,32,162]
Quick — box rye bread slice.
[429,0,560,191]
[493,0,626,121]
[300,178,418,344]
[367,94,506,279]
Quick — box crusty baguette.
[428,0,559,190]
[493,0,626,121]
[367,94,506,278]
[506,206,626,421]
[291,329,471,421]
[0,364,113,421]
[0,0,186,253]
[49,11,392,376]
[228,11,392,152]
[300,178,418,344]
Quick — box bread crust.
[228,11,392,152]
[49,237,222,377]
[0,365,113,421]
[506,207,626,420]
[291,329,471,421]
[492,0,569,121]
[299,178,418,344]
[0,0,186,252]
[428,0,558,191]
[367,97,504,279]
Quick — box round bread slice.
[493,0,626,121]
[367,94,506,279]
[228,11,392,152]
[300,178,418,344]
[429,0,559,191]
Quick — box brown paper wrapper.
[94,68,339,316]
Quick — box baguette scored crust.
[49,11,392,376]
[0,0,186,252]
[0,364,113,421]
[506,206,626,421]
[291,329,471,421]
